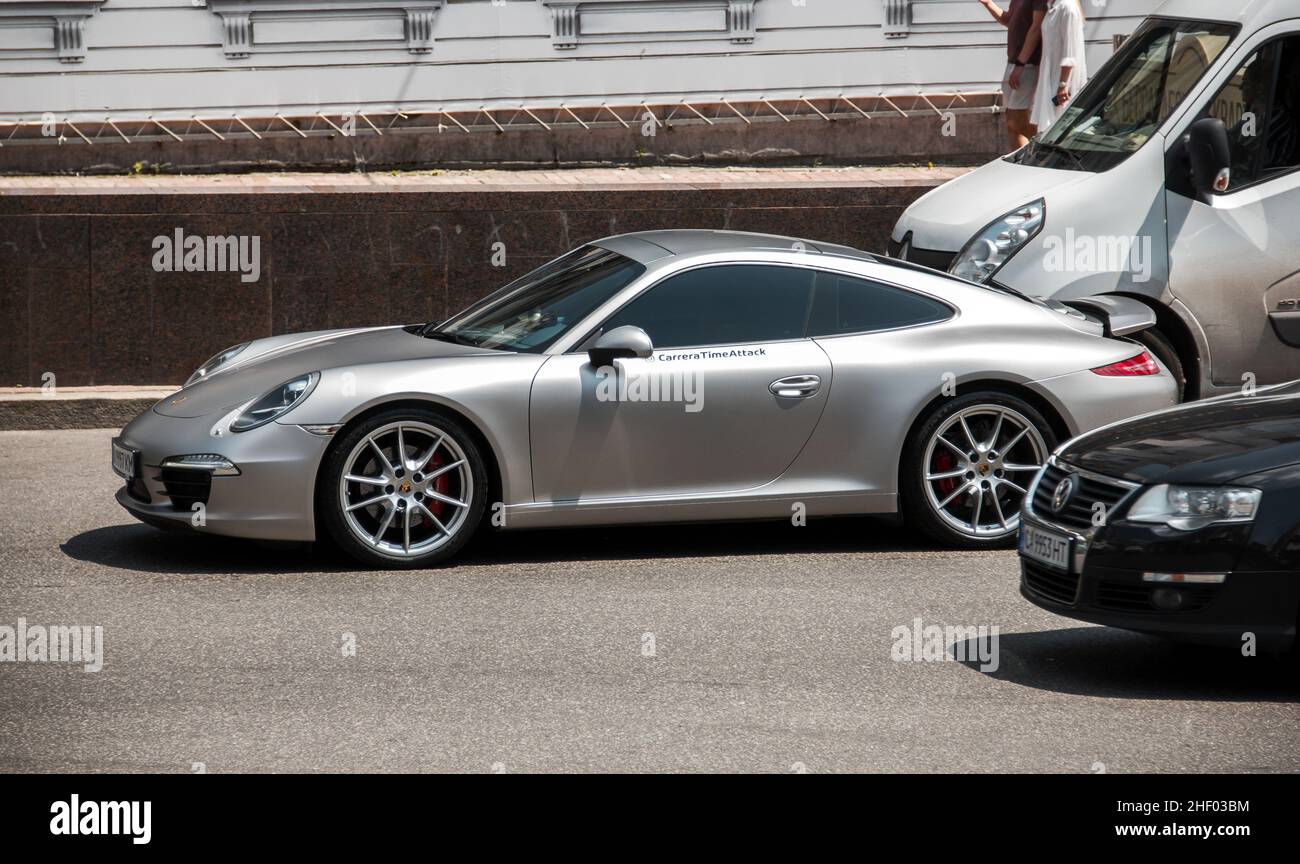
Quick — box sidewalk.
[0,387,174,430]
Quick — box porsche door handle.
[769,375,821,398]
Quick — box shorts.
[1001,62,1040,111]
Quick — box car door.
[528,262,832,502]
[1166,29,1300,387]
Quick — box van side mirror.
[1185,117,1232,203]
[587,325,653,367]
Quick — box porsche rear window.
[808,273,952,336]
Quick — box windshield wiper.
[1030,139,1088,171]
[422,329,480,347]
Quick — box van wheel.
[1132,328,1185,401]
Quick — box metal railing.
[0,90,1000,148]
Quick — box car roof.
[592,229,879,265]
[1154,0,1298,28]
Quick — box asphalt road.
[1,429,1297,773]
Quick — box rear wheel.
[901,392,1055,549]
[319,408,488,569]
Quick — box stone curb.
[0,389,174,431]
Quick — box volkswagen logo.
[1051,475,1078,513]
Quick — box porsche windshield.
[1012,17,1237,173]
[426,246,646,352]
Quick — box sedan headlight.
[950,199,1045,284]
[1126,484,1262,531]
[230,373,319,433]
[186,343,249,387]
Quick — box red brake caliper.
[933,450,958,500]
[428,450,447,518]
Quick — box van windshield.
[1011,17,1238,173]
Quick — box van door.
[1166,30,1300,387]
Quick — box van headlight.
[230,373,319,432]
[186,343,248,387]
[1126,484,1262,531]
[950,199,1045,284]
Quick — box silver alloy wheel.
[921,404,1047,539]
[337,420,473,559]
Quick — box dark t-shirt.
[1006,0,1049,65]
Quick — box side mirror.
[1185,117,1232,203]
[587,325,653,367]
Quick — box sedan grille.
[1022,560,1079,606]
[1030,462,1133,532]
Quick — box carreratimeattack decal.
[653,347,769,362]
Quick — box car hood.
[1058,382,1300,486]
[893,157,1090,251]
[154,326,496,418]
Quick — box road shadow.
[461,514,937,565]
[60,524,352,576]
[63,515,940,575]
[954,627,1299,703]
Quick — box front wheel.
[901,393,1055,549]
[318,408,489,568]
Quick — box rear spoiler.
[1060,295,1156,338]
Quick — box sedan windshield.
[424,246,646,352]
[1012,17,1237,173]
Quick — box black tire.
[317,406,489,569]
[900,391,1058,550]
[1131,327,1186,401]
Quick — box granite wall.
[0,178,942,386]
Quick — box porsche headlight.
[186,343,249,387]
[950,199,1045,284]
[230,373,319,433]
[1126,484,1262,532]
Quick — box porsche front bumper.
[113,405,330,542]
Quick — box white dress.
[1031,0,1089,131]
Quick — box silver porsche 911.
[112,230,1178,567]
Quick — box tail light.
[1091,350,1160,377]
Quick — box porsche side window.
[1203,36,1300,191]
[600,264,815,349]
[807,273,952,337]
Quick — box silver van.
[891,0,1300,399]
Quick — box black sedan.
[1017,382,1300,652]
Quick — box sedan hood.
[154,326,495,418]
[895,157,1088,251]
[1059,382,1300,486]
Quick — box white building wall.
[0,0,1164,122]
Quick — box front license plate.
[1020,523,1071,572]
[111,439,138,480]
